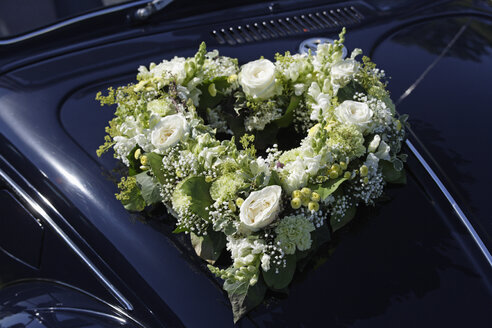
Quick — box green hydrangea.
[171,180,192,214]
[325,122,366,161]
[275,215,315,254]
[210,172,246,201]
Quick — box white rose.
[240,185,282,232]
[239,59,277,100]
[151,114,189,151]
[334,100,373,130]
[331,59,359,85]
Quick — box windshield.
[0,0,136,39]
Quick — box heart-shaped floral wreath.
[97,29,407,322]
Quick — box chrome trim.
[0,0,149,46]
[35,307,127,324]
[0,168,133,311]
[406,139,492,268]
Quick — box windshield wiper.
[132,0,175,21]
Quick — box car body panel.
[1,0,491,326]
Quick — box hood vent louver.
[211,6,364,45]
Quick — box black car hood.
[1,0,492,326]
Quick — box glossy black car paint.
[1,0,492,327]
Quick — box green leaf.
[311,223,331,248]
[126,146,142,176]
[330,206,357,233]
[225,276,267,323]
[179,176,214,219]
[121,188,145,212]
[262,254,296,290]
[337,81,365,103]
[134,172,162,205]
[273,95,300,128]
[253,123,279,150]
[381,160,407,184]
[197,76,229,113]
[311,177,348,200]
[382,95,396,115]
[146,153,166,185]
[267,170,282,186]
[190,230,226,264]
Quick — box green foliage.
[267,171,282,186]
[239,134,256,157]
[115,176,145,211]
[311,223,331,248]
[262,254,296,290]
[337,81,366,103]
[134,172,162,205]
[330,206,357,233]
[190,229,226,264]
[197,76,230,113]
[224,276,267,323]
[146,153,166,185]
[179,176,214,219]
[311,177,348,200]
[273,95,300,128]
[381,160,407,184]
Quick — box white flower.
[151,114,189,151]
[368,135,381,153]
[261,253,271,272]
[240,185,282,232]
[334,100,373,131]
[308,82,331,121]
[281,159,309,193]
[331,59,359,85]
[113,136,136,165]
[152,56,187,85]
[375,140,391,161]
[239,59,277,100]
[365,153,379,171]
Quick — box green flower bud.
[236,197,244,207]
[329,170,339,179]
[311,192,320,202]
[308,201,319,212]
[292,190,302,199]
[140,155,148,166]
[291,197,302,209]
[301,187,311,197]
[344,171,351,179]
[360,165,369,177]
[208,83,217,97]
[134,148,142,160]
[340,161,347,170]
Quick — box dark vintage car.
[0,0,492,326]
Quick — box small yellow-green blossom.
[360,165,369,177]
[301,187,311,197]
[210,172,246,201]
[291,197,302,209]
[275,215,315,254]
[115,176,138,201]
[292,190,302,199]
[308,202,319,212]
